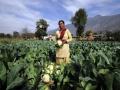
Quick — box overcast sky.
[0,0,120,34]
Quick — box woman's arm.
[66,29,72,43]
[55,31,60,40]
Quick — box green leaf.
[104,73,113,90]
[63,76,69,83]
[99,51,110,65]
[0,61,6,82]
[7,62,24,85]
[85,83,96,90]
[39,84,49,90]
[6,77,24,90]
[98,69,109,75]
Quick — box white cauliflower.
[44,64,54,74]
[47,64,54,74]
[56,70,61,75]
[48,64,54,71]
[57,40,62,46]
[55,40,63,48]
[42,74,50,83]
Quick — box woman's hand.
[62,39,67,44]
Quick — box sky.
[0,0,120,34]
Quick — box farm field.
[0,40,120,90]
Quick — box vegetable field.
[0,40,120,90]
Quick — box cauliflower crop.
[57,40,62,46]
[42,74,50,83]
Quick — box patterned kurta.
[55,29,72,63]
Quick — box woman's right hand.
[62,39,67,44]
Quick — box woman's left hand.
[62,39,67,44]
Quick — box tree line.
[0,8,120,41]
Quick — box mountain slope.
[48,14,120,36]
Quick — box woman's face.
[59,22,65,29]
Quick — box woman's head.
[58,20,65,30]
[58,20,65,25]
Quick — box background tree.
[113,31,120,41]
[6,34,12,38]
[13,31,20,38]
[0,33,5,38]
[35,19,49,39]
[21,27,29,34]
[105,31,113,41]
[71,8,87,38]
[21,27,31,39]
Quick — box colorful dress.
[55,29,72,64]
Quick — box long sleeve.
[55,31,60,41]
[66,29,72,43]
[56,29,71,59]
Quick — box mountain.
[86,14,120,32]
[48,14,120,36]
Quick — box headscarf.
[59,26,66,39]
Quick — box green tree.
[0,33,5,38]
[13,31,20,38]
[105,31,112,41]
[21,27,29,34]
[35,19,49,40]
[6,34,12,38]
[71,8,87,37]
[112,31,120,41]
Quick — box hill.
[48,14,120,36]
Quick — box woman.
[55,20,72,64]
